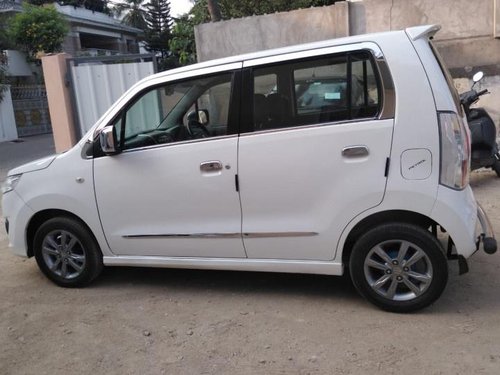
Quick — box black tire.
[33,217,103,287]
[492,159,500,177]
[349,223,448,313]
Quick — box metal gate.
[10,85,52,137]
[67,54,156,138]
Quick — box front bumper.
[2,190,34,257]
[476,203,497,254]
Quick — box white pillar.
[0,86,18,142]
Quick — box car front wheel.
[33,217,103,287]
[349,223,448,313]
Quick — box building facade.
[0,0,142,58]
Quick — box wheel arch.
[26,209,100,258]
[341,210,439,266]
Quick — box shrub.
[9,4,69,60]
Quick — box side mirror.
[198,109,209,125]
[473,71,484,83]
[99,126,120,155]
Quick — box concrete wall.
[195,0,499,75]
[355,0,492,38]
[61,33,81,57]
[2,50,32,77]
[349,0,500,128]
[195,3,349,62]
[350,0,499,76]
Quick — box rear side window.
[429,41,462,116]
[251,51,381,131]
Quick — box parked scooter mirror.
[473,71,484,83]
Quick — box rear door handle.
[200,161,223,172]
[342,146,369,158]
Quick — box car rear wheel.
[34,217,103,287]
[349,223,448,312]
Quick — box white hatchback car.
[2,25,497,312]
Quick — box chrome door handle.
[342,146,369,158]
[200,161,223,172]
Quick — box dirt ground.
[1,167,500,375]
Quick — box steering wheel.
[137,133,158,146]
[189,121,210,138]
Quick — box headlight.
[1,174,22,194]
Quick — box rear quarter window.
[429,41,463,116]
[251,51,382,131]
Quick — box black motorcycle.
[460,71,500,176]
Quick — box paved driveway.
[1,137,499,374]
[0,135,55,183]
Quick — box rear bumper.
[476,203,497,254]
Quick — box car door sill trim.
[103,256,343,276]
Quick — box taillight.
[438,112,470,190]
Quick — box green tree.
[170,0,339,66]
[169,15,196,66]
[55,0,111,14]
[207,0,221,21]
[194,0,339,19]
[84,0,111,14]
[0,14,15,51]
[113,0,148,30]
[144,0,172,58]
[9,4,69,60]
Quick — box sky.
[170,0,193,17]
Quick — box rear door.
[238,47,395,260]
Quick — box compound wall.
[195,2,349,62]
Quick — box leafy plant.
[169,15,197,66]
[144,0,172,58]
[9,4,69,60]
[191,0,339,21]
[169,0,339,66]
[0,14,15,51]
[61,0,111,14]
[113,0,148,30]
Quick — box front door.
[94,68,246,258]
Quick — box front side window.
[113,72,233,151]
[251,51,381,131]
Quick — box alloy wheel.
[363,240,433,301]
[41,230,86,280]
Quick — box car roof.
[147,25,440,82]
